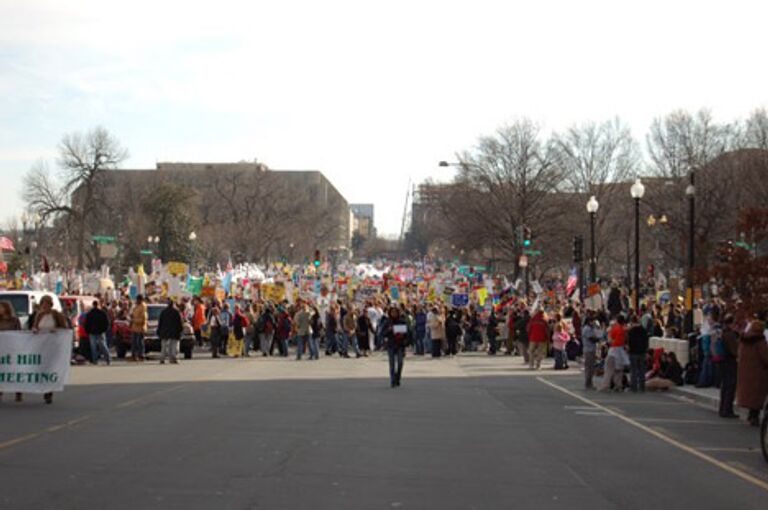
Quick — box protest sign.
[0,330,71,393]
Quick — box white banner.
[0,330,72,393]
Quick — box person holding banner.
[32,295,69,404]
[0,300,22,402]
[383,306,411,388]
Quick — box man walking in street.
[158,299,183,364]
[85,300,111,365]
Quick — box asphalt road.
[1,353,766,510]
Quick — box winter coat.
[84,307,110,335]
[130,303,148,333]
[157,305,183,340]
[428,313,445,341]
[627,325,649,355]
[527,312,548,344]
[736,334,768,410]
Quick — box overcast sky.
[2,0,767,235]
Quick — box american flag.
[566,267,578,297]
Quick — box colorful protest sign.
[0,330,71,393]
[451,293,469,307]
[167,261,188,276]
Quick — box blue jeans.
[697,356,714,387]
[309,335,320,360]
[423,330,432,355]
[90,333,111,364]
[414,331,425,355]
[326,332,338,354]
[296,334,309,360]
[388,345,405,385]
[131,332,145,359]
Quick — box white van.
[0,290,64,329]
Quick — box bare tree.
[23,126,128,269]
[433,119,565,275]
[551,118,639,272]
[743,108,768,150]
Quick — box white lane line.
[537,376,768,493]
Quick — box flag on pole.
[566,267,578,297]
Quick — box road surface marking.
[696,447,759,453]
[634,417,730,425]
[537,376,768,493]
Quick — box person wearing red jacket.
[527,310,549,370]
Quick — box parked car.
[145,303,196,357]
[0,290,63,329]
[59,295,97,358]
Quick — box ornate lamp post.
[630,179,646,312]
[586,195,599,284]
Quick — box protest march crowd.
[0,258,767,426]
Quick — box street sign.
[91,235,116,244]
[523,249,541,256]
[99,244,118,259]
[140,250,153,256]
[518,255,528,268]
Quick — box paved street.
[1,354,766,509]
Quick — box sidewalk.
[669,384,722,410]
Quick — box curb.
[668,386,720,411]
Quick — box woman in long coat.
[736,320,768,426]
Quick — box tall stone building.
[92,162,352,264]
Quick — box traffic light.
[572,236,583,263]
[716,240,735,263]
[313,250,321,268]
[523,227,532,248]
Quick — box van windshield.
[0,295,30,317]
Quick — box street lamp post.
[685,173,695,335]
[630,179,646,313]
[188,231,197,275]
[586,196,599,284]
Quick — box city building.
[350,203,375,240]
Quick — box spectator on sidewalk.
[527,310,549,370]
[581,314,604,390]
[736,320,768,426]
[627,315,649,392]
[600,316,628,392]
[646,352,684,391]
[718,315,740,418]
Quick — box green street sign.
[524,249,542,256]
[140,250,153,256]
[91,235,116,244]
